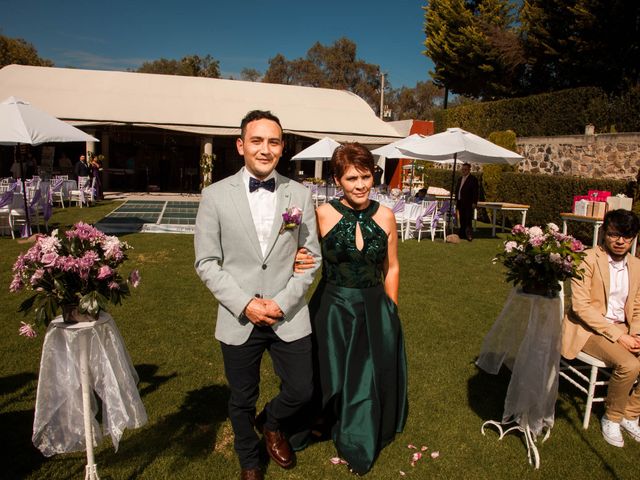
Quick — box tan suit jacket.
[562,246,640,359]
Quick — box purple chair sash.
[0,183,17,208]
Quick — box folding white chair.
[69,176,91,207]
[411,201,438,242]
[391,199,407,242]
[559,352,611,429]
[430,201,450,241]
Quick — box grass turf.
[1,202,639,479]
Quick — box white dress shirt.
[242,168,277,256]
[605,255,628,324]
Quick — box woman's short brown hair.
[331,142,375,179]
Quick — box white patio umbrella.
[0,96,99,236]
[370,133,426,160]
[291,137,341,197]
[291,136,340,161]
[372,134,446,195]
[398,127,524,221]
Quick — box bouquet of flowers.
[10,222,140,334]
[494,223,586,297]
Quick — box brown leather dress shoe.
[263,428,295,469]
[240,467,264,480]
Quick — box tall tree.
[137,54,220,78]
[0,34,53,68]
[388,81,445,120]
[423,0,524,99]
[240,68,262,82]
[263,38,384,112]
[521,0,640,92]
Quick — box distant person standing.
[373,164,384,186]
[455,162,479,241]
[74,155,90,181]
[90,156,104,200]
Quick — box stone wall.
[516,133,640,180]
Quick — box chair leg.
[584,365,599,429]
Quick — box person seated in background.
[562,209,640,448]
[413,188,428,203]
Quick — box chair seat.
[575,351,608,368]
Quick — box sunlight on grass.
[1,205,638,479]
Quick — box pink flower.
[512,224,526,234]
[97,265,113,280]
[30,269,45,285]
[570,239,585,252]
[18,322,37,338]
[108,281,120,290]
[9,276,24,292]
[129,269,141,288]
[41,252,58,268]
[529,236,544,247]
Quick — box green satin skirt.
[310,281,408,474]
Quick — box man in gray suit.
[194,110,320,480]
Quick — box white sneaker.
[621,418,640,442]
[601,417,624,447]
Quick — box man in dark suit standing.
[455,162,479,241]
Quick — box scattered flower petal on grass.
[399,471,406,476]
[19,322,37,338]
[430,451,440,459]
[411,452,422,462]
[421,446,428,451]
[407,444,417,449]
[330,457,347,465]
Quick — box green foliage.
[199,153,215,189]
[424,0,524,99]
[0,34,53,68]
[481,163,515,202]
[487,130,517,151]
[435,87,640,136]
[263,37,383,113]
[424,0,640,98]
[137,54,220,78]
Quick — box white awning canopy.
[0,65,402,144]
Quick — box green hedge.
[434,87,640,137]
[422,167,634,243]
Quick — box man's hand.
[617,333,640,353]
[243,298,284,327]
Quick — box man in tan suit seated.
[562,209,640,447]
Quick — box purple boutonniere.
[280,206,302,234]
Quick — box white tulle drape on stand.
[476,288,563,468]
[33,312,148,457]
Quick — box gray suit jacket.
[194,170,321,345]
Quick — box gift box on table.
[573,195,590,211]
[588,190,611,203]
[606,195,633,211]
[574,199,592,216]
[591,201,606,219]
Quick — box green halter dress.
[309,199,408,474]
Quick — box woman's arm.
[380,207,399,304]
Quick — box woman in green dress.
[295,143,408,474]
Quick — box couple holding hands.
[194,110,407,479]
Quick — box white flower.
[504,241,518,253]
[528,226,544,237]
[550,252,562,264]
[546,222,560,233]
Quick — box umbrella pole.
[17,146,32,237]
[448,153,458,233]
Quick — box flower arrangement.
[280,206,302,233]
[10,222,140,335]
[494,223,586,297]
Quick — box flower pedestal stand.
[475,287,564,469]
[32,312,148,478]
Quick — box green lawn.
[1,202,638,479]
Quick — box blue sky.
[0,0,433,88]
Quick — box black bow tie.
[249,177,275,193]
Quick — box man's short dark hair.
[240,110,282,139]
[603,209,640,237]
